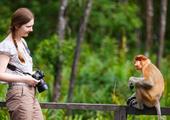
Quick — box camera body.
[32,70,48,93]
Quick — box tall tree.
[52,0,68,102]
[156,0,168,68]
[145,0,153,55]
[67,0,93,102]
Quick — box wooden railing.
[0,102,170,120]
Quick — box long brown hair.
[10,8,34,63]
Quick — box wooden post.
[114,107,127,120]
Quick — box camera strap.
[7,64,32,76]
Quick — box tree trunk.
[67,0,93,103]
[156,0,167,68]
[52,0,68,102]
[145,0,153,55]
[135,29,142,53]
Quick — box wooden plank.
[114,107,127,120]
[1,101,170,116]
[40,102,124,111]
[0,102,123,110]
[126,106,170,115]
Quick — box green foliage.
[112,3,142,32]
[42,109,66,120]
[0,108,9,120]
[87,1,142,48]
[32,35,134,118]
[33,35,75,101]
[34,35,75,69]
[0,85,7,101]
[1,0,170,119]
[63,111,113,120]
[0,5,11,34]
[127,115,164,120]
[73,37,133,105]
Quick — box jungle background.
[0,0,169,119]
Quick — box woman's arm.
[0,54,38,86]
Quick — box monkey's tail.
[155,101,162,120]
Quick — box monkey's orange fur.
[128,54,164,120]
[135,55,164,107]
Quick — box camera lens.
[37,79,48,93]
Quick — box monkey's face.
[134,60,143,70]
[134,55,148,70]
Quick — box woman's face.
[16,18,34,38]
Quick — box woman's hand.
[22,75,39,86]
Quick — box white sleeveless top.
[0,34,33,77]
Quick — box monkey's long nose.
[134,64,138,68]
[134,63,138,67]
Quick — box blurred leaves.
[0,0,169,119]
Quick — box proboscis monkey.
[127,54,164,120]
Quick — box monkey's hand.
[129,76,153,89]
[128,77,137,89]
[128,76,138,84]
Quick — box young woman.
[0,8,44,120]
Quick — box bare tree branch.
[52,0,68,102]
[67,0,93,103]
[157,0,168,68]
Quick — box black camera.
[32,70,48,93]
